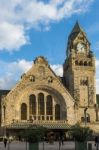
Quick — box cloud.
[0,60,63,89]
[0,60,32,89]
[0,22,28,52]
[0,0,94,51]
[51,64,63,76]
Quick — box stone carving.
[30,75,35,82]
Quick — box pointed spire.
[70,21,84,35]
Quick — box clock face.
[77,43,85,52]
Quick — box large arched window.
[55,104,60,120]
[21,103,27,120]
[29,95,36,115]
[38,93,44,115]
[46,95,52,115]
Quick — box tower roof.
[71,21,83,34]
[69,21,85,40]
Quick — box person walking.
[4,137,8,148]
[61,136,64,145]
[95,136,99,150]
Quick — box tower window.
[80,80,88,86]
[75,60,79,65]
[79,61,83,66]
[84,61,87,66]
[89,62,92,66]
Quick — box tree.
[21,126,46,143]
[69,124,93,150]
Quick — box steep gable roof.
[69,21,86,41]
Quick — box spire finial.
[70,21,83,35]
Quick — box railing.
[32,120,67,124]
[29,115,53,121]
[10,120,68,125]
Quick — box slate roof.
[69,21,86,41]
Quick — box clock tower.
[63,21,96,109]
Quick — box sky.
[0,0,99,94]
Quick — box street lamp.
[84,107,88,126]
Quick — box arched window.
[81,114,90,123]
[21,103,27,120]
[55,104,60,120]
[89,61,92,66]
[46,95,52,116]
[75,60,78,65]
[81,117,84,122]
[79,61,83,66]
[84,61,87,66]
[38,93,44,115]
[29,95,36,115]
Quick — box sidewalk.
[0,141,96,150]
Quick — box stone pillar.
[53,98,55,120]
[27,100,29,120]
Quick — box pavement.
[0,141,97,150]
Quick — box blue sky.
[0,0,99,93]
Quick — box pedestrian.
[61,136,64,145]
[95,136,99,150]
[59,136,61,150]
[4,137,8,148]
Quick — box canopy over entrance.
[5,121,71,130]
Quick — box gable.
[4,56,74,107]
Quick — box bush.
[69,124,93,142]
[21,126,46,143]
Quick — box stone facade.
[0,22,99,133]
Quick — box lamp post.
[84,107,88,126]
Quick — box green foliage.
[21,126,46,143]
[69,124,93,142]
